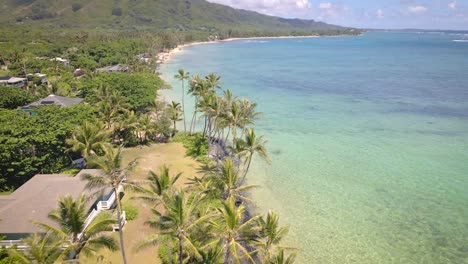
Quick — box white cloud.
[296,0,311,9]
[376,9,384,19]
[408,5,427,14]
[448,1,457,10]
[319,2,332,9]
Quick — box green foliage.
[75,56,98,71]
[0,104,96,190]
[171,133,210,164]
[80,73,163,110]
[60,168,81,175]
[123,204,139,221]
[0,0,360,37]
[0,87,35,109]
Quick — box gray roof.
[0,170,105,236]
[22,94,83,109]
[96,64,129,73]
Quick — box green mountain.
[0,0,356,34]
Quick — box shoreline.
[158,34,351,65]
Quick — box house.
[26,73,48,85]
[0,170,126,245]
[0,76,27,87]
[96,64,129,73]
[136,53,152,63]
[21,94,84,115]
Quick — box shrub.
[72,3,82,12]
[112,7,122,16]
[171,132,209,164]
[123,204,138,221]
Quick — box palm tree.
[133,165,181,205]
[238,128,270,183]
[7,233,62,264]
[168,101,183,136]
[137,114,157,143]
[210,197,260,264]
[81,145,135,264]
[188,75,208,134]
[256,211,289,261]
[139,191,211,264]
[226,101,244,146]
[35,195,118,261]
[206,158,258,203]
[174,69,190,132]
[96,86,129,130]
[66,120,110,160]
[205,73,221,90]
[268,250,296,264]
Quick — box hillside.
[0,0,356,34]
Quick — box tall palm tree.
[35,195,118,261]
[139,191,211,264]
[168,101,183,136]
[81,145,135,264]
[188,75,208,134]
[206,158,258,203]
[174,69,190,132]
[7,233,63,264]
[226,101,244,146]
[256,211,289,261]
[211,197,260,264]
[66,120,110,160]
[133,165,181,205]
[205,73,221,90]
[238,128,270,183]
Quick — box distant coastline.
[158,34,362,65]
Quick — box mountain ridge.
[0,0,358,35]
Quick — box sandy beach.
[157,35,321,65]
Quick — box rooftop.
[22,94,83,109]
[0,170,104,236]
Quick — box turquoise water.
[160,32,468,263]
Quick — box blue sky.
[207,0,468,30]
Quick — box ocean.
[159,31,468,263]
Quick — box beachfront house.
[0,170,126,246]
[0,76,27,87]
[96,64,129,73]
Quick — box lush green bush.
[0,104,96,190]
[0,87,35,109]
[80,73,164,111]
[172,132,210,164]
[123,204,139,221]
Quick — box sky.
[206,0,468,30]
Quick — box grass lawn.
[81,142,202,264]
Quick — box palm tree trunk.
[225,127,231,144]
[173,120,177,137]
[202,116,208,138]
[182,82,186,132]
[178,236,183,264]
[241,155,253,184]
[190,98,198,134]
[113,187,128,264]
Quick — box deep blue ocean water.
[160,31,468,263]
